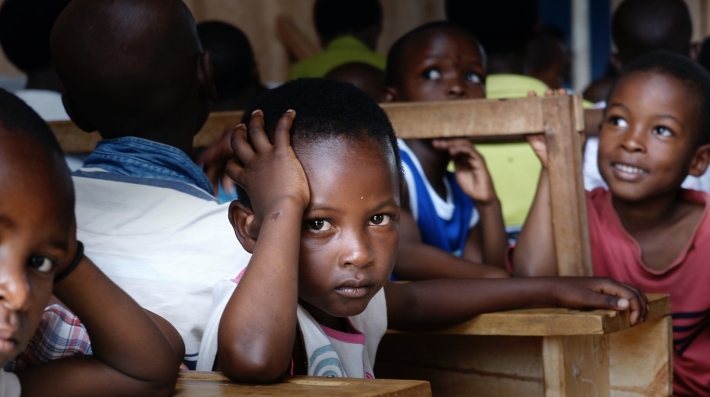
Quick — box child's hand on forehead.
[431,138,497,205]
[227,110,310,228]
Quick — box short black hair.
[313,0,383,43]
[197,21,255,97]
[0,0,72,73]
[609,51,710,146]
[612,0,692,66]
[237,78,400,208]
[385,21,482,87]
[0,88,64,157]
[445,0,538,55]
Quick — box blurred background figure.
[197,21,267,111]
[325,61,385,102]
[289,0,386,79]
[525,25,571,90]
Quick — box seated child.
[0,88,179,396]
[512,51,710,397]
[383,22,508,279]
[50,0,252,369]
[196,78,648,381]
[325,62,385,102]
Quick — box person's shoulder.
[485,74,549,99]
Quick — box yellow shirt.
[476,74,549,228]
[288,36,387,80]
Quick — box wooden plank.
[175,372,432,397]
[542,335,611,397]
[50,97,600,153]
[376,335,544,396]
[386,294,669,337]
[608,317,672,397]
[542,95,593,276]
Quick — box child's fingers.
[595,279,648,325]
[247,110,272,152]
[231,124,255,166]
[225,158,246,186]
[273,109,296,148]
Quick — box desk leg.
[542,334,610,397]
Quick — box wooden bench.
[176,371,431,396]
[49,96,671,396]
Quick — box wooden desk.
[175,371,432,396]
[375,294,671,397]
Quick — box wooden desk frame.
[49,97,670,396]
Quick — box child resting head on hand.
[197,78,649,382]
[0,88,180,397]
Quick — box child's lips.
[335,279,373,298]
[610,162,649,181]
[0,329,18,354]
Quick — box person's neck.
[405,139,450,198]
[612,191,684,234]
[25,67,65,93]
[299,299,348,332]
[487,54,525,75]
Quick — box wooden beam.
[386,293,668,337]
[176,372,432,396]
[51,97,600,153]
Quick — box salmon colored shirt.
[587,187,710,397]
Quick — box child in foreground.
[384,22,508,279]
[0,89,179,396]
[512,51,710,396]
[197,78,648,381]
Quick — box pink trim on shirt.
[319,323,366,344]
[231,268,247,284]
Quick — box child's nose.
[619,126,646,153]
[338,229,375,268]
[0,255,32,313]
[447,79,467,99]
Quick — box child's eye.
[654,126,673,137]
[423,69,441,80]
[307,219,333,231]
[369,214,392,226]
[466,73,482,84]
[609,116,628,127]
[27,256,54,273]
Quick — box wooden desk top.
[175,371,432,396]
[389,293,670,337]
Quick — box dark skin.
[514,73,710,276]
[325,62,386,102]
[218,110,648,384]
[384,28,509,277]
[0,131,180,396]
[50,0,216,157]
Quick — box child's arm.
[395,180,509,279]
[432,139,508,268]
[385,276,648,331]
[17,240,179,396]
[216,110,310,383]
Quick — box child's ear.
[383,87,398,103]
[228,200,258,253]
[197,50,217,101]
[688,143,710,177]
[62,94,96,133]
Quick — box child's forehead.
[405,29,482,59]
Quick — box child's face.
[294,136,400,320]
[388,30,486,102]
[598,72,706,201]
[0,133,73,365]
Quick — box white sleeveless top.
[0,369,21,397]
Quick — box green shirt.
[288,36,386,80]
[475,74,549,228]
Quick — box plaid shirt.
[4,304,92,372]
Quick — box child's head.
[0,89,74,365]
[0,0,72,76]
[599,51,710,202]
[313,0,383,50]
[232,79,401,318]
[325,62,385,102]
[612,0,693,70]
[197,21,263,111]
[384,21,486,103]
[50,0,215,143]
